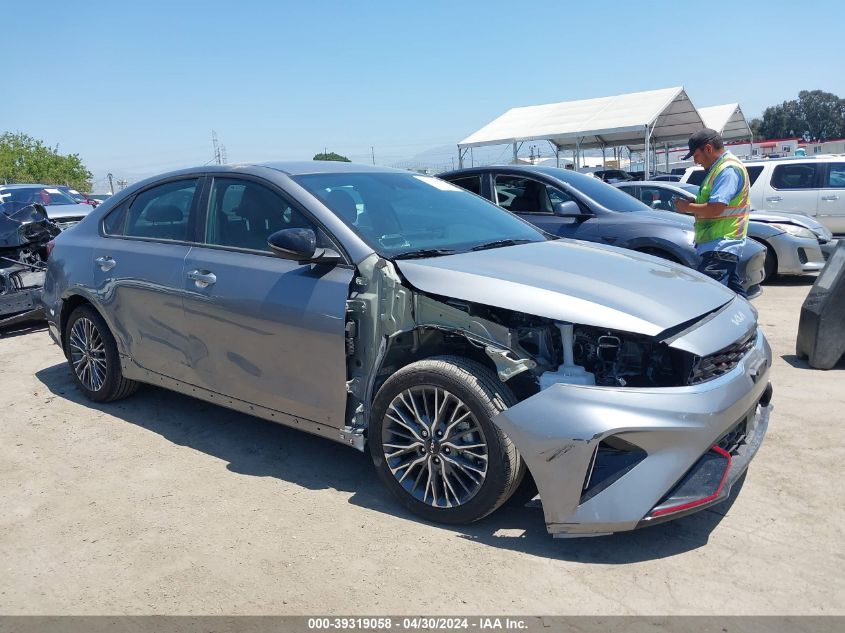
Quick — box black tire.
[369,355,521,524]
[64,304,139,403]
[758,240,778,283]
[501,467,539,509]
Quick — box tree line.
[0,132,92,191]
[750,90,845,142]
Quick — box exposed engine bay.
[342,256,699,441]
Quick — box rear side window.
[686,170,706,186]
[825,163,845,188]
[106,180,197,241]
[746,166,764,186]
[771,164,818,190]
[446,175,482,195]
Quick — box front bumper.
[821,238,839,261]
[770,234,827,275]
[493,328,772,537]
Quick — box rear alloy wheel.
[64,305,139,402]
[369,356,521,524]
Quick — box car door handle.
[94,256,116,271]
[765,196,783,202]
[821,195,840,201]
[187,270,217,288]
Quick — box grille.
[716,418,748,454]
[689,328,757,385]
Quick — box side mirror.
[553,201,591,219]
[267,228,341,265]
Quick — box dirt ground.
[1,277,843,615]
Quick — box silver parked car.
[615,181,832,281]
[42,162,773,537]
[0,184,94,230]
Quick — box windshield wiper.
[470,239,533,252]
[392,248,457,260]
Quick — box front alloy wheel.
[382,385,489,508]
[369,356,523,524]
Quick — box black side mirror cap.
[267,228,341,265]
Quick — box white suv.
[681,155,845,235]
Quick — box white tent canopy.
[456,87,705,174]
[698,103,752,141]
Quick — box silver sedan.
[42,162,772,537]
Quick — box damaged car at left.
[0,200,60,328]
[42,162,773,537]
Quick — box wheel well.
[59,295,93,349]
[751,238,777,278]
[636,247,683,264]
[372,328,539,406]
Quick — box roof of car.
[259,161,407,175]
[0,183,51,189]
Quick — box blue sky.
[5,0,844,190]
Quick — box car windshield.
[62,188,87,202]
[0,187,78,206]
[293,172,547,257]
[533,167,650,212]
[678,184,700,195]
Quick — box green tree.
[756,90,845,141]
[0,132,92,191]
[313,151,351,162]
[795,90,845,141]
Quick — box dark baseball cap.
[683,128,721,160]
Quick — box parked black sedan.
[439,165,765,297]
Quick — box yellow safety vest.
[694,153,751,245]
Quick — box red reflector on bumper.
[649,446,732,518]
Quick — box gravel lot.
[1,277,843,615]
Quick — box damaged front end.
[0,201,60,328]
[344,249,772,537]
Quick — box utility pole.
[212,130,221,165]
[116,179,128,191]
[107,173,114,195]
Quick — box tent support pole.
[602,145,606,168]
[513,142,518,164]
[644,125,652,178]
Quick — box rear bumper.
[493,329,772,537]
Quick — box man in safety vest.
[674,128,751,297]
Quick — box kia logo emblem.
[731,312,746,326]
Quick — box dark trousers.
[697,250,746,297]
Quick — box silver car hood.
[395,240,734,336]
[45,203,93,220]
